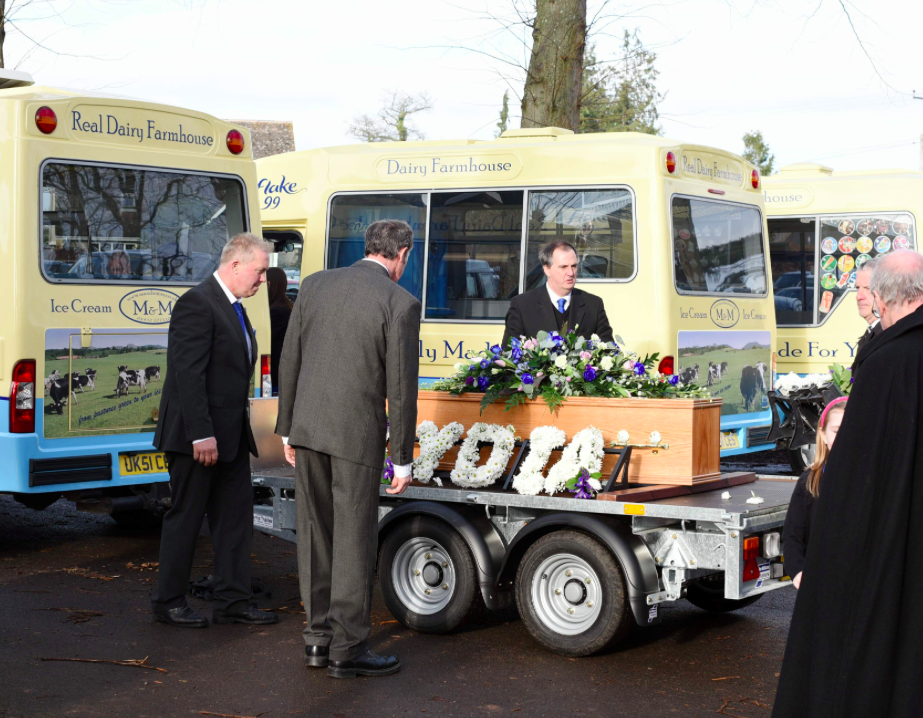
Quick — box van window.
[768,217,816,325]
[672,197,767,295]
[524,188,635,291]
[426,190,523,320]
[41,163,246,284]
[327,193,427,301]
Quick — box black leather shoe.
[153,605,209,628]
[304,645,330,668]
[326,650,401,679]
[212,604,279,625]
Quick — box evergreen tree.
[742,131,775,175]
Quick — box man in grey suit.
[276,219,420,679]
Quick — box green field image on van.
[676,346,769,416]
[43,349,166,438]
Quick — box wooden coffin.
[413,391,722,486]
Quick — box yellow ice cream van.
[764,163,921,375]
[0,70,270,526]
[258,127,777,458]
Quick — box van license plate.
[119,452,168,476]
[720,431,740,450]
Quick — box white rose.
[492,369,500,375]
[600,356,614,371]
[554,355,568,369]
[454,362,465,372]
[591,334,601,343]
[616,429,630,444]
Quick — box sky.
[6,0,923,172]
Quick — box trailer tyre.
[379,516,479,634]
[788,444,815,475]
[685,572,764,612]
[515,530,631,657]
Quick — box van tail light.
[227,129,245,155]
[658,355,674,375]
[665,151,676,174]
[260,354,272,397]
[10,360,36,433]
[742,536,760,582]
[751,169,760,189]
[35,106,57,134]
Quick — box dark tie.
[233,302,252,362]
[557,298,566,314]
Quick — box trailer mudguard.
[378,501,509,610]
[495,513,661,626]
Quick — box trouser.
[151,434,253,613]
[295,448,381,662]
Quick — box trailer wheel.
[788,444,815,474]
[685,572,764,612]
[379,516,479,634]
[515,530,631,657]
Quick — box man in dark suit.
[151,233,278,629]
[276,220,420,679]
[851,259,883,377]
[502,240,614,348]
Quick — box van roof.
[771,162,923,181]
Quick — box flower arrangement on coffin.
[432,329,710,413]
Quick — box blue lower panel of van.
[0,397,167,494]
[418,377,775,458]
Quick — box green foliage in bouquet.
[432,329,711,414]
[828,363,853,396]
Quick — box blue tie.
[233,302,252,362]
[557,298,566,314]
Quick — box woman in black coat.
[266,267,293,395]
[782,396,847,588]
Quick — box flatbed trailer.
[251,466,795,656]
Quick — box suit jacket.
[154,275,258,462]
[275,260,421,470]
[851,320,883,377]
[502,286,614,348]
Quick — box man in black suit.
[502,240,614,348]
[276,220,419,679]
[852,259,883,377]
[151,233,278,629]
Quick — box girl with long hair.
[782,396,848,589]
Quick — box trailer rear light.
[742,535,760,582]
[35,106,57,134]
[10,359,36,433]
[227,129,245,155]
[665,151,676,174]
[751,169,760,189]
[260,354,272,397]
[658,355,674,375]
[761,532,782,559]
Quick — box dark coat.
[772,304,923,718]
[274,260,421,470]
[781,469,816,580]
[501,286,614,348]
[153,275,258,463]
[850,320,883,378]
[269,303,292,393]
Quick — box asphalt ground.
[1,452,795,718]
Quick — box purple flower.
[480,359,490,369]
[550,333,564,345]
[511,346,523,361]
[850,377,855,383]
[668,375,679,386]
[522,373,534,385]
[382,456,394,482]
[583,365,597,381]
[490,344,501,355]
[572,467,596,500]
[633,362,646,376]
[613,343,620,353]
[478,376,489,391]
[465,376,475,386]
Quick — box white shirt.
[546,284,572,313]
[281,258,411,480]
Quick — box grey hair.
[220,232,273,265]
[539,240,578,267]
[856,256,880,276]
[365,220,414,259]
[870,250,923,307]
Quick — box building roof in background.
[227,120,295,159]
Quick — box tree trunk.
[0,0,6,69]
[520,0,587,131]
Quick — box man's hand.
[385,475,411,495]
[193,437,218,467]
[793,571,802,590]
[284,444,296,468]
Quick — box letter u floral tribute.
[433,329,709,412]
